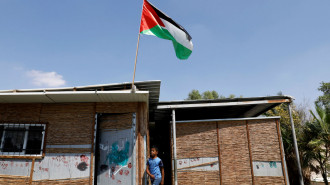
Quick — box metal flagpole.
[288,103,304,185]
[132,33,141,90]
[171,109,178,185]
[132,0,145,90]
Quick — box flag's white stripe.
[161,18,193,51]
[141,29,155,36]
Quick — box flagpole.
[132,0,145,90]
[132,33,141,90]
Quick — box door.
[96,113,136,185]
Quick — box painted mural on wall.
[97,128,135,185]
[177,157,219,171]
[253,161,283,176]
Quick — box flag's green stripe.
[141,25,174,41]
[141,25,192,59]
[172,40,192,60]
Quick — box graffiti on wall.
[253,161,283,176]
[106,141,130,166]
[0,159,31,177]
[100,141,130,178]
[0,153,90,180]
[33,153,90,180]
[97,127,134,184]
[177,157,219,171]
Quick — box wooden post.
[89,103,97,185]
[276,119,288,185]
[246,120,255,185]
[132,34,141,88]
[137,103,143,185]
[29,158,35,185]
[216,122,223,185]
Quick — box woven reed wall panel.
[177,171,220,185]
[45,148,91,153]
[96,102,138,113]
[176,122,218,159]
[0,104,42,122]
[99,113,133,130]
[254,176,285,184]
[138,103,148,136]
[40,103,95,145]
[0,105,6,121]
[218,121,252,184]
[248,119,281,161]
[0,175,29,185]
[32,178,89,185]
[39,103,94,114]
[0,103,139,146]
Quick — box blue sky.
[0,0,329,107]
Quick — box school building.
[0,80,291,184]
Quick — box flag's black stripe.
[147,0,192,41]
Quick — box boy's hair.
[151,145,159,152]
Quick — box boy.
[146,146,164,185]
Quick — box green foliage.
[316,82,330,111]
[265,103,311,184]
[299,104,330,185]
[202,90,219,99]
[228,94,236,99]
[186,90,241,100]
[187,89,202,100]
[211,91,219,99]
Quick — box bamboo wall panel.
[45,148,91,153]
[32,178,89,184]
[99,113,133,130]
[248,119,282,161]
[177,171,220,185]
[218,121,252,185]
[176,122,218,159]
[0,102,145,185]
[254,176,285,184]
[0,175,29,185]
[96,102,138,113]
[0,104,42,122]
[39,103,94,145]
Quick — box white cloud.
[26,70,66,87]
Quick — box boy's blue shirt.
[147,157,163,179]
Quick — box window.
[0,123,46,156]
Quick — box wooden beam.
[276,119,288,185]
[216,122,223,185]
[137,103,142,185]
[0,155,43,160]
[89,103,96,185]
[246,120,255,185]
[29,158,35,185]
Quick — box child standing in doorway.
[146,146,164,185]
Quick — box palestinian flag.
[139,0,193,60]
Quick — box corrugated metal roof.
[0,91,149,103]
[155,96,293,121]
[0,80,161,120]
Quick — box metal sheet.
[177,157,219,172]
[155,96,292,121]
[0,159,31,177]
[33,153,91,180]
[253,161,283,177]
[97,128,135,184]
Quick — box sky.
[0,0,329,108]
